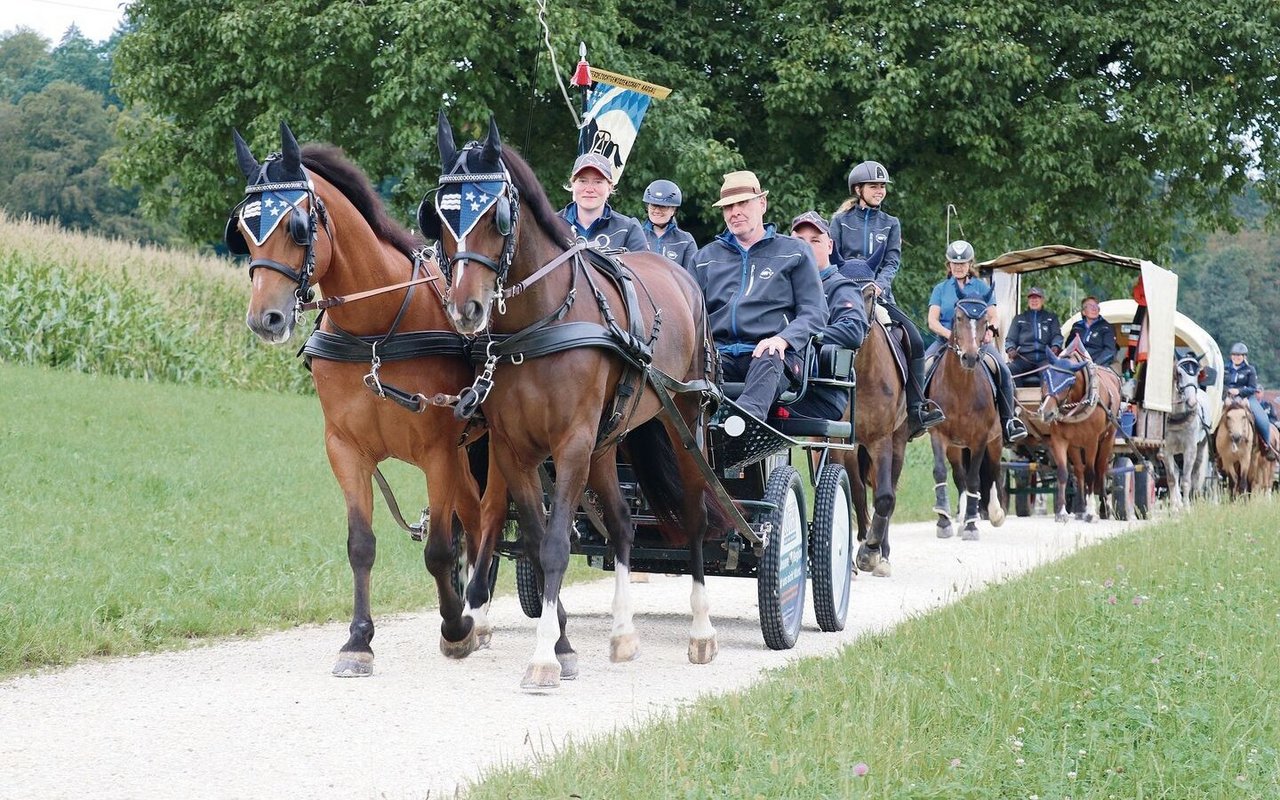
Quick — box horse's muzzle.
[246,309,294,344]
[448,299,489,335]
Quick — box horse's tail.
[625,418,728,544]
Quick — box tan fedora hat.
[712,170,769,207]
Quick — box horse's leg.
[869,431,907,577]
[459,443,509,648]
[961,448,983,540]
[1075,444,1097,522]
[1050,438,1071,523]
[931,434,954,538]
[668,419,718,665]
[421,446,478,658]
[1162,442,1183,510]
[984,437,1007,526]
[584,451,640,663]
[327,443,379,677]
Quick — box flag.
[577,69,671,184]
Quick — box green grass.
[467,498,1280,799]
[0,363,570,676]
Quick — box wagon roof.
[979,244,1147,274]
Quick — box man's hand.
[1006,348,1018,360]
[753,335,790,358]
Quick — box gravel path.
[0,515,1140,799]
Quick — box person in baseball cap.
[786,211,868,420]
[1006,285,1064,387]
[557,153,646,251]
[690,171,826,422]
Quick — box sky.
[4,0,128,45]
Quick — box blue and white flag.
[435,180,506,242]
[578,81,653,184]
[239,189,308,246]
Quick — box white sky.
[4,0,128,45]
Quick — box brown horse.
[232,123,506,676]
[1214,397,1275,498]
[420,113,721,689]
[926,298,1006,540]
[831,285,907,577]
[1038,346,1121,522]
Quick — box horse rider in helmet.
[830,160,945,439]
[641,179,698,271]
[1224,342,1277,460]
[926,240,1029,443]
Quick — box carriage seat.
[719,342,855,439]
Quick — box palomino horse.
[232,123,506,676]
[1214,397,1277,498]
[420,113,721,689]
[831,284,907,577]
[926,298,1007,540]
[1162,357,1210,509]
[1038,346,1121,522]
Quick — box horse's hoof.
[688,636,718,664]
[475,626,493,649]
[557,651,579,680]
[961,527,980,541]
[856,547,879,573]
[1055,511,1070,524]
[332,650,374,677]
[989,506,1006,527]
[872,560,892,578]
[610,633,640,663]
[936,522,954,539]
[439,629,478,659]
[520,662,561,690]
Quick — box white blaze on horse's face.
[445,233,498,335]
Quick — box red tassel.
[571,59,592,87]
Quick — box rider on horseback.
[1224,342,1277,460]
[786,211,869,420]
[558,153,648,251]
[1005,286,1064,386]
[640,179,698,270]
[925,240,1029,443]
[691,171,827,421]
[829,160,944,439]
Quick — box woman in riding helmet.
[926,240,1029,444]
[1224,342,1276,460]
[641,179,698,271]
[830,160,944,439]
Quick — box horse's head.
[1038,353,1087,422]
[949,298,989,369]
[1223,404,1254,450]
[229,122,328,344]
[1175,356,1201,410]
[419,112,517,335]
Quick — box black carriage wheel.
[810,463,853,633]
[449,524,501,604]
[758,464,808,650]
[1013,470,1034,517]
[515,557,543,618]
[1111,456,1135,521]
[1134,460,1155,519]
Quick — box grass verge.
[466,497,1280,799]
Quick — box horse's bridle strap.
[249,258,306,284]
[502,241,589,299]
[299,274,439,312]
[450,250,502,273]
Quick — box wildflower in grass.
[1237,774,1247,782]
[1103,578,1114,588]
[1078,749,1087,756]
[1132,595,1146,606]
[1016,758,1025,767]
[1068,771,1077,780]
[1012,738,1024,751]
[850,762,869,777]
[950,758,962,768]
[1107,595,1117,605]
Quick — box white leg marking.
[690,580,715,641]
[532,598,560,666]
[611,564,636,639]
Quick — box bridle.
[946,298,989,363]
[226,157,331,319]
[1041,357,1098,420]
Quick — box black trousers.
[722,350,804,419]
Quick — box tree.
[0,28,53,102]
[114,0,1280,312]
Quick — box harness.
[1042,357,1100,422]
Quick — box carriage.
[981,245,1223,519]
[495,346,861,652]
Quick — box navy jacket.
[788,263,867,420]
[690,224,827,355]
[1224,360,1259,397]
[1067,317,1118,367]
[829,205,901,303]
[1007,308,1064,364]
[559,203,647,251]
[643,221,698,271]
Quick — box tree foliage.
[113,0,1280,312]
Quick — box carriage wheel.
[1012,470,1035,517]
[1134,460,1156,519]
[1111,456,1136,521]
[450,524,501,603]
[758,465,808,650]
[515,557,542,619]
[809,463,852,633]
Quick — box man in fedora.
[558,153,647,251]
[690,170,827,421]
[1005,285,1063,386]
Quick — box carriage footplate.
[708,400,798,473]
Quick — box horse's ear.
[437,110,458,169]
[233,129,259,181]
[481,114,503,163]
[280,121,301,174]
